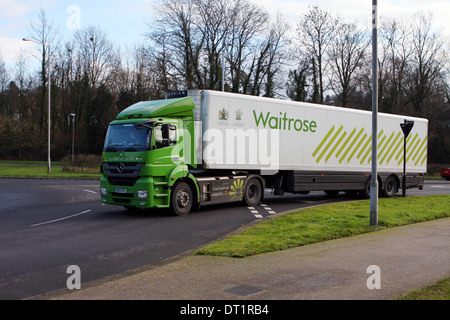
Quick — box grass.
[196,195,450,258]
[395,277,450,300]
[0,163,101,179]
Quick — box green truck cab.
[100,96,200,215]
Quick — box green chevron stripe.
[312,126,335,158]
[367,130,386,163]
[380,131,401,164]
[316,126,343,163]
[348,133,368,163]
[358,134,372,159]
[378,131,395,161]
[336,127,356,158]
[325,129,347,163]
[415,137,428,166]
[395,134,412,161]
[413,137,427,162]
[398,134,418,165]
[360,143,372,164]
[420,151,427,165]
[386,136,403,164]
[339,128,364,164]
[406,135,421,163]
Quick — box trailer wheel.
[243,178,263,206]
[170,182,193,216]
[382,175,398,198]
[360,178,371,199]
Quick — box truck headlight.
[101,188,107,196]
[137,190,148,199]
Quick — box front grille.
[111,192,134,198]
[112,198,132,204]
[108,177,140,186]
[103,162,144,187]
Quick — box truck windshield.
[104,123,151,152]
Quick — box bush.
[61,154,102,173]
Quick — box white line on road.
[84,189,97,194]
[30,210,92,227]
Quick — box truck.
[100,90,428,215]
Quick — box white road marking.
[84,189,97,194]
[247,203,277,219]
[30,210,92,227]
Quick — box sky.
[1,0,450,70]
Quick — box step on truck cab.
[100,90,428,215]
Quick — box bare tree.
[0,56,8,114]
[406,13,448,115]
[227,0,268,93]
[149,0,203,89]
[74,25,115,88]
[296,6,338,104]
[329,21,369,107]
[27,8,59,133]
[377,19,412,113]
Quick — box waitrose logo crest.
[253,110,317,133]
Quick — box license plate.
[115,188,128,194]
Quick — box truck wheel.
[382,175,398,198]
[170,182,193,216]
[243,178,263,206]
[360,178,371,199]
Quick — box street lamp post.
[370,1,379,226]
[70,113,76,163]
[23,37,52,174]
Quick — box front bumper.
[100,176,170,208]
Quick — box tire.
[361,177,382,199]
[170,182,193,216]
[243,178,263,206]
[382,175,398,198]
[360,178,371,199]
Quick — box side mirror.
[161,123,170,140]
[161,123,170,147]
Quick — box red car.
[441,168,450,181]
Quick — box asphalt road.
[0,178,448,299]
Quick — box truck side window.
[154,124,177,149]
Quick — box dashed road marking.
[247,204,277,219]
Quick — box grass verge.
[196,195,450,258]
[0,164,101,179]
[395,277,450,300]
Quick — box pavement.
[39,216,450,300]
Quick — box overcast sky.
[1,0,450,68]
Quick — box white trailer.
[190,90,427,198]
